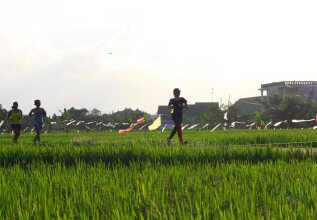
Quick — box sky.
[1,0,317,116]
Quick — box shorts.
[11,124,22,130]
[33,119,43,127]
[172,112,183,124]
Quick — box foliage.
[252,111,264,128]
[264,94,317,125]
[199,102,239,125]
[109,108,146,123]
[224,102,239,123]
[0,104,7,121]
[44,116,53,132]
[59,108,70,121]
[199,104,225,125]
[89,108,101,117]
[67,107,89,120]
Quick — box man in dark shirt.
[29,100,47,145]
[167,88,188,145]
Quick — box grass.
[1,161,317,219]
[0,129,317,219]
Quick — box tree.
[252,111,264,128]
[199,104,225,125]
[52,113,58,121]
[113,114,123,123]
[68,107,89,120]
[264,94,317,126]
[0,105,7,121]
[0,105,8,130]
[89,108,101,117]
[225,102,239,123]
[44,116,53,132]
[59,108,70,121]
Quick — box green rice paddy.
[0,129,317,219]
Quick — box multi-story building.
[236,81,317,119]
[259,81,317,101]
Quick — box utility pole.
[211,88,214,103]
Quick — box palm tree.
[252,111,264,128]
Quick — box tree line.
[196,94,317,128]
[1,94,316,131]
[0,106,148,131]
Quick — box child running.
[29,100,47,145]
[7,102,23,143]
[167,88,188,145]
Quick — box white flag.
[211,123,221,132]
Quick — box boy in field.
[29,100,46,145]
[167,88,188,145]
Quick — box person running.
[167,88,188,145]
[29,100,47,145]
[6,102,23,143]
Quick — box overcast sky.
[1,0,317,115]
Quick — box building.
[236,81,317,119]
[235,96,264,117]
[259,81,317,101]
[157,102,219,124]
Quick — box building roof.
[261,81,317,89]
[235,96,264,116]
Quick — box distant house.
[157,102,219,124]
[236,81,317,119]
[260,81,317,101]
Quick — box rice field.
[1,129,317,219]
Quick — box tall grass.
[0,130,316,218]
[0,145,316,166]
[1,129,317,147]
[0,161,317,219]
